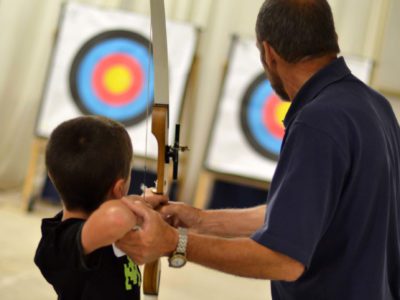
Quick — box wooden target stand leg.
[22,138,47,212]
[194,170,216,209]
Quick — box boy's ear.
[110,178,127,199]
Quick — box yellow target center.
[274,101,291,127]
[103,65,132,94]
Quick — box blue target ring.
[70,30,154,126]
[247,81,282,155]
[240,73,288,160]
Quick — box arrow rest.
[166,124,189,180]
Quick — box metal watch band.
[176,227,188,254]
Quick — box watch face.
[169,254,187,268]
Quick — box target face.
[69,30,154,126]
[240,73,290,160]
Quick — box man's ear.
[110,178,127,199]
[262,41,278,67]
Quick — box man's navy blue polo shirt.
[252,57,400,300]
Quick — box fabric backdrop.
[0,0,398,202]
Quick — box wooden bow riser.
[143,104,169,297]
[151,104,169,195]
[143,259,161,296]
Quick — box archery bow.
[143,0,188,297]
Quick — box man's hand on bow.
[115,199,178,265]
[158,202,204,231]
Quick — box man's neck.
[281,55,337,101]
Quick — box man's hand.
[160,203,266,238]
[123,189,168,210]
[158,202,204,230]
[115,200,178,265]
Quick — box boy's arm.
[81,200,137,254]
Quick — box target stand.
[22,138,48,212]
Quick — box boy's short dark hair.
[46,116,133,213]
[256,0,340,63]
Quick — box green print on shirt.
[124,257,141,290]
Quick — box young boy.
[34,116,165,299]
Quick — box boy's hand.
[122,190,168,210]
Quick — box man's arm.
[196,205,266,237]
[186,233,304,281]
[117,201,304,282]
[159,202,266,237]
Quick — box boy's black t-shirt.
[34,212,141,300]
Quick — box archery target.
[69,30,154,126]
[36,2,197,158]
[240,73,290,160]
[205,37,288,182]
[205,37,372,182]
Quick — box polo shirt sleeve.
[251,121,349,268]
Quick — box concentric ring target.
[240,73,291,160]
[69,30,154,126]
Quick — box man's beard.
[265,63,290,101]
[257,42,290,101]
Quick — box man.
[117,0,400,299]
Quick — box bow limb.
[150,0,170,195]
[143,0,169,297]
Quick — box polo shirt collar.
[283,56,351,128]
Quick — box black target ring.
[69,30,154,127]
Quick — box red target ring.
[240,73,290,160]
[92,53,144,107]
[263,94,285,140]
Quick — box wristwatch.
[168,227,188,268]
